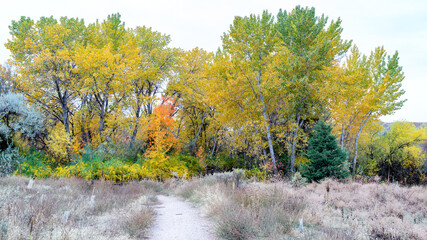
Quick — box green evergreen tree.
[302,120,349,182]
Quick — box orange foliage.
[145,96,179,154]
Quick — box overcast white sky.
[1,0,426,122]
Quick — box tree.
[144,95,179,156]
[346,47,405,171]
[360,122,426,184]
[6,16,87,159]
[168,48,213,154]
[302,120,349,182]
[126,26,175,147]
[0,64,16,94]
[276,6,351,172]
[6,16,85,136]
[212,11,282,172]
[328,46,370,149]
[74,14,129,137]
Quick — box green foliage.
[169,154,205,176]
[14,143,206,181]
[206,154,245,171]
[54,159,150,182]
[15,150,53,178]
[360,122,426,184]
[4,8,417,184]
[302,120,349,182]
[0,145,25,176]
[0,93,44,150]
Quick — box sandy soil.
[149,195,215,240]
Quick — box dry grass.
[0,176,161,240]
[297,179,427,240]
[174,176,305,239]
[173,176,427,240]
[3,175,424,240]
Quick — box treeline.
[1,6,426,183]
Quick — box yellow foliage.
[54,160,151,182]
[245,168,267,181]
[295,155,309,169]
[14,162,53,179]
[143,151,189,180]
[71,136,83,155]
[47,122,70,162]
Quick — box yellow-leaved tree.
[6,16,86,158]
[210,11,284,172]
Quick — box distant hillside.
[381,122,427,129]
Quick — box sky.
[0,0,426,122]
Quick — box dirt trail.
[149,195,215,240]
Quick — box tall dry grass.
[173,176,427,240]
[173,175,305,239]
[0,176,161,240]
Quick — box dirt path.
[149,195,215,240]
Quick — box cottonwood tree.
[342,47,406,171]
[74,14,129,137]
[168,48,214,154]
[276,6,351,172]
[6,16,85,136]
[212,11,283,172]
[126,26,175,147]
[360,122,426,183]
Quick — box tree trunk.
[256,72,277,173]
[263,148,268,165]
[353,111,371,172]
[290,128,298,173]
[340,122,345,147]
[130,106,141,148]
[210,130,218,159]
[99,109,105,133]
[60,92,73,160]
[290,114,304,173]
[175,117,183,139]
[192,108,207,153]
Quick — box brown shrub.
[121,206,154,238]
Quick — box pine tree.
[302,120,349,182]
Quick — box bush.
[245,167,267,181]
[216,205,254,240]
[120,206,154,238]
[0,93,44,150]
[290,172,307,188]
[0,145,25,176]
[169,154,205,176]
[54,159,150,182]
[141,151,189,180]
[14,150,53,178]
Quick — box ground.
[0,176,426,240]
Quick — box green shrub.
[169,154,205,176]
[0,145,25,176]
[14,150,53,178]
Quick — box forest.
[0,6,426,184]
